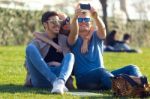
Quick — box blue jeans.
[76,65,142,90]
[26,44,74,87]
[111,65,142,77]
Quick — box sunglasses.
[62,17,70,25]
[78,18,90,23]
[47,20,63,25]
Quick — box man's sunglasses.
[47,20,63,25]
[78,18,90,23]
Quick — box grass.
[0,46,150,99]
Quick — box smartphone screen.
[80,4,91,10]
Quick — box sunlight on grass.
[0,46,150,98]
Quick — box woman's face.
[59,15,70,36]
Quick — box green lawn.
[0,46,150,99]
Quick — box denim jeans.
[26,44,74,87]
[76,68,113,90]
[76,65,142,90]
[111,65,142,77]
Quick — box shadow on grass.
[68,90,113,98]
[0,84,113,98]
[0,84,50,94]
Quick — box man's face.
[78,14,91,32]
[45,16,62,34]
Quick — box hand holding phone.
[80,3,91,10]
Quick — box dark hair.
[123,33,131,40]
[109,30,117,37]
[41,11,58,24]
[105,30,117,46]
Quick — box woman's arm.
[33,32,62,52]
[81,27,94,53]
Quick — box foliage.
[0,7,150,47]
[0,46,150,98]
[0,8,44,45]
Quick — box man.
[31,12,75,89]
[25,11,74,94]
[67,4,142,90]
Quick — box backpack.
[111,74,150,98]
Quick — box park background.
[0,0,150,47]
[0,0,150,98]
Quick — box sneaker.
[63,85,68,92]
[51,79,68,94]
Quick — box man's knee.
[65,53,74,58]
[126,64,140,71]
[26,44,36,56]
[65,53,75,61]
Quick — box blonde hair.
[58,12,67,20]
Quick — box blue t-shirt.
[70,31,105,78]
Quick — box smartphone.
[80,4,91,10]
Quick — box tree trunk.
[120,0,130,21]
[99,0,108,33]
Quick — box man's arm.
[90,7,106,40]
[67,7,82,46]
[67,16,79,46]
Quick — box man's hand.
[90,6,98,19]
[67,4,81,46]
[74,4,82,19]
[89,6,106,39]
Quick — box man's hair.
[41,11,58,24]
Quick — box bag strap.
[140,76,148,85]
[119,74,140,88]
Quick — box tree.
[99,0,108,33]
[119,0,130,21]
